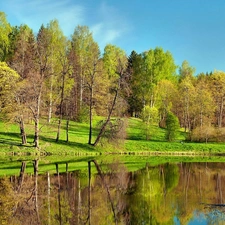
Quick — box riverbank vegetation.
[1,11,225,155]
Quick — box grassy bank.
[1,117,225,156]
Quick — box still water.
[1,160,225,225]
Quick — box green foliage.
[141,105,158,123]
[179,60,195,80]
[129,47,177,108]
[165,112,180,142]
[141,106,159,140]
[77,105,90,122]
[0,62,20,115]
[0,12,12,61]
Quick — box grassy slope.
[1,117,225,156]
[126,118,225,155]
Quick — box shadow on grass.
[0,132,36,148]
[39,135,96,152]
[0,131,97,152]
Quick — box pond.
[0,157,225,224]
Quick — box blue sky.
[1,0,225,74]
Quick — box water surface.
[0,159,225,224]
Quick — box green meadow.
[1,117,225,157]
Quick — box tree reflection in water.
[1,161,225,224]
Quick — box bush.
[191,125,216,143]
[96,118,128,147]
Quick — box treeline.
[0,11,224,148]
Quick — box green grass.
[1,117,225,157]
[125,117,225,155]
[0,118,101,155]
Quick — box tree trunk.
[33,87,42,149]
[88,161,91,225]
[17,161,26,192]
[56,117,62,142]
[19,116,27,145]
[88,87,93,145]
[33,160,40,224]
[66,119,69,142]
[47,172,51,225]
[56,72,65,142]
[48,77,53,123]
[34,119,39,148]
[218,96,224,128]
[57,170,62,225]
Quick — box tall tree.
[178,76,196,132]
[45,20,67,123]
[93,44,128,146]
[7,25,36,144]
[70,25,102,144]
[126,50,143,117]
[194,77,215,128]
[209,71,225,128]
[70,26,95,120]
[55,38,74,142]
[156,79,178,127]
[177,61,196,132]
[84,42,101,145]
[23,25,52,148]
[8,24,33,78]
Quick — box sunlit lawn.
[1,117,225,157]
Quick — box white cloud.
[6,0,85,35]
[90,2,131,51]
[3,0,131,49]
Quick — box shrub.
[191,125,216,143]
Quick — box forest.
[0,11,225,149]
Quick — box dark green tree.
[165,111,180,142]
